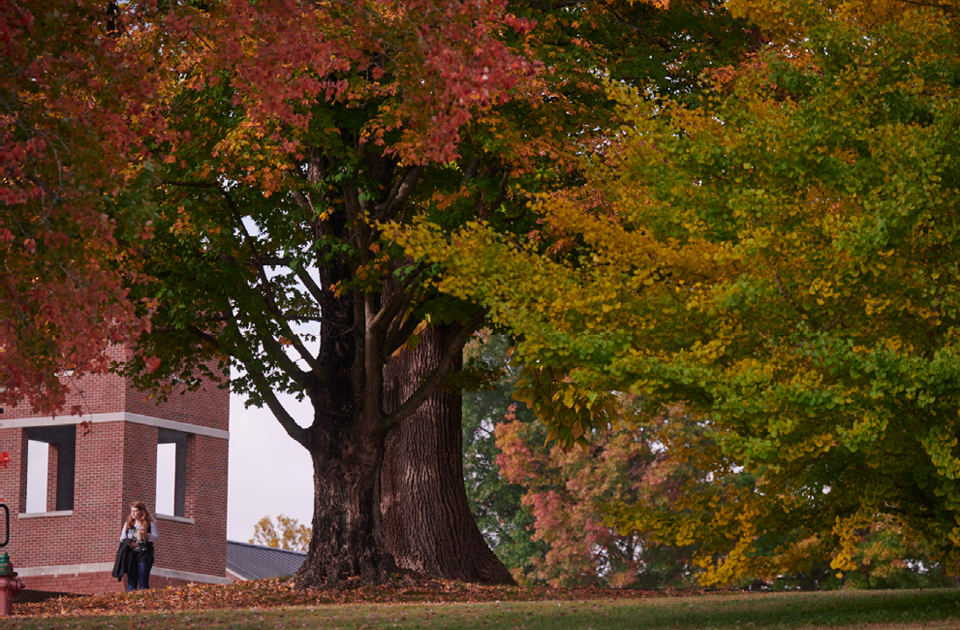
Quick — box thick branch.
[382,308,424,359]
[251,254,349,330]
[376,166,423,221]
[246,365,311,448]
[176,315,309,447]
[221,317,311,447]
[380,308,487,435]
[291,263,328,313]
[180,322,225,350]
[366,262,429,338]
[252,317,313,385]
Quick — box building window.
[25,440,49,513]
[24,425,76,512]
[156,428,187,517]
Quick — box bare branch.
[222,188,325,374]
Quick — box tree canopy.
[121,0,547,587]
[399,0,960,583]
[4,0,760,587]
[2,0,157,414]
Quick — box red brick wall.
[1,345,130,421]
[76,422,127,562]
[152,436,228,578]
[1,350,229,429]
[125,377,230,431]
[121,422,158,524]
[0,348,229,595]
[45,443,59,513]
[7,422,125,569]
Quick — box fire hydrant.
[0,552,23,616]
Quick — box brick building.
[0,346,231,593]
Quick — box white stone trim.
[18,510,74,519]
[17,563,232,585]
[0,412,124,429]
[124,413,229,440]
[157,514,195,524]
[17,562,113,577]
[151,567,232,585]
[0,412,229,440]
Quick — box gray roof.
[226,540,306,581]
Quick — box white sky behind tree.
[225,391,314,541]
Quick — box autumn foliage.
[9,0,956,592]
[400,0,960,584]
[251,514,311,553]
[495,401,700,589]
[1,0,160,414]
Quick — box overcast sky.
[226,391,314,542]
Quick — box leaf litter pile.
[15,578,706,618]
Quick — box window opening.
[24,425,76,512]
[156,429,187,517]
[25,440,48,513]
[155,443,176,516]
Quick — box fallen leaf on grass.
[16,578,711,618]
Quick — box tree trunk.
[290,149,510,588]
[381,324,515,584]
[296,420,397,588]
[292,250,399,589]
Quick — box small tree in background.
[495,400,704,589]
[251,515,311,553]
[462,336,701,588]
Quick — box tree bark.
[290,262,399,588]
[297,420,397,587]
[381,324,515,584]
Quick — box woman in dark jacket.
[119,502,159,590]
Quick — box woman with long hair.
[120,501,159,590]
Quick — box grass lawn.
[7,583,959,630]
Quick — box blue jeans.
[126,562,152,590]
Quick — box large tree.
[117,0,753,587]
[125,0,537,587]
[399,0,960,584]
